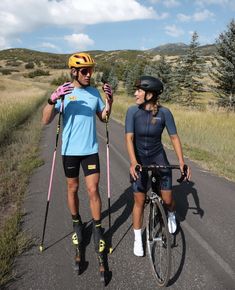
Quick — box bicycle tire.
[146,196,171,287]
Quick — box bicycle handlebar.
[135,164,189,184]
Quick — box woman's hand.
[130,163,141,181]
[180,163,191,181]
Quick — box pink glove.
[50,82,74,103]
[102,83,113,100]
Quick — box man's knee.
[67,179,79,194]
[87,185,99,200]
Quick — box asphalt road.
[7,117,235,290]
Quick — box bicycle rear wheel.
[146,197,171,287]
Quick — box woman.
[125,76,191,257]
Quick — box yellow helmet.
[68,52,95,68]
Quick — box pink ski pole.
[39,99,64,252]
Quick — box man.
[42,52,113,257]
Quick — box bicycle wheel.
[146,196,171,287]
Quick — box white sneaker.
[134,240,144,257]
[168,211,177,234]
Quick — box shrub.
[26,69,50,78]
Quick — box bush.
[26,69,50,78]
[25,62,34,69]
[51,73,70,86]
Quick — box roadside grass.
[0,105,45,286]
[0,79,46,144]
[0,75,48,286]
[111,93,235,181]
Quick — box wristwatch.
[47,98,57,105]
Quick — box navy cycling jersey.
[125,105,177,158]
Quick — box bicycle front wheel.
[146,198,171,287]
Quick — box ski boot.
[93,221,106,284]
[72,218,83,274]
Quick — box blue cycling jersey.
[55,86,105,156]
[125,105,177,158]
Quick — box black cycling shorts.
[62,153,100,178]
[131,150,172,193]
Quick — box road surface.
[7,118,235,290]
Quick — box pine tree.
[107,67,118,93]
[155,56,174,102]
[210,19,235,110]
[125,63,143,96]
[180,32,204,105]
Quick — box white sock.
[134,229,142,242]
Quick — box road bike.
[136,164,188,287]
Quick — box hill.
[0,43,216,70]
[149,42,216,55]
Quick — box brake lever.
[177,164,189,184]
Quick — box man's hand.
[102,83,113,101]
[50,82,74,103]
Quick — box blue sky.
[0,0,234,53]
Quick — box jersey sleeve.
[125,106,138,133]
[163,107,177,135]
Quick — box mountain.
[149,42,216,56]
[149,42,189,54]
[0,43,216,71]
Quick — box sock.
[134,229,142,242]
[93,219,101,228]
[72,213,82,224]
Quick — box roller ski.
[72,218,83,275]
[93,220,106,285]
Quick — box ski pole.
[102,78,113,254]
[39,98,64,252]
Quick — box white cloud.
[162,0,180,8]
[195,0,235,11]
[193,9,214,21]
[195,0,229,6]
[177,13,191,22]
[177,9,214,22]
[0,0,156,49]
[165,25,184,37]
[0,36,9,50]
[64,33,94,51]
[40,42,58,49]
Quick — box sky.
[0,0,234,53]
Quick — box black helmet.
[135,76,163,95]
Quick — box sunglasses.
[79,67,93,76]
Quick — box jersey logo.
[88,164,96,170]
[153,117,161,120]
[68,95,77,101]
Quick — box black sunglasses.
[79,67,93,76]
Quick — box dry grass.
[0,76,49,144]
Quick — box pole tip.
[109,247,113,254]
[39,245,44,252]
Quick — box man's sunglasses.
[79,67,93,76]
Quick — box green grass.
[0,212,33,285]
